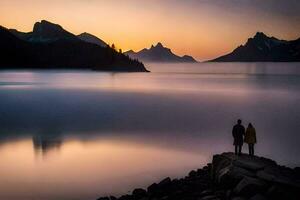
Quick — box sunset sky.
[0,0,299,60]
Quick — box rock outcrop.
[212,153,300,200]
[97,152,300,200]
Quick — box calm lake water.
[0,62,300,200]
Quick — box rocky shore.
[97,152,300,200]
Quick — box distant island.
[0,20,148,72]
[97,152,300,200]
[125,42,198,63]
[209,32,300,62]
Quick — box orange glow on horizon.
[0,0,299,61]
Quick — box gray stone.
[294,167,300,179]
[266,185,282,197]
[139,198,148,200]
[217,165,256,186]
[231,197,246,200]
[189,170,197,177]
[257,168,300,188]
[147,183,158,193]
[200,189,214,196]
[158,177,171,187]
[212,154,232,180]
[132,188,147,197]
[119,195,132,200]
[233,158,265,171]
[256,170,276,182]
[233,176,267,197]
[249,194,267,200]
[199,195,219,200]
[273,176,300,188]
[222,152,240,161]
[226,190,232,198]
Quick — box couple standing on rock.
[232,119,257,156]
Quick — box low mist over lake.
[0,62,300,200]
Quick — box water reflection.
[0,63,300,200]
[0,138,205,200]
[33,135,62,155]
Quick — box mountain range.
[125,43,197,63]
[2,21,299,68]
[1,20,147,72]
[210,32,300,62]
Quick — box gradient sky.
[0,0,299,60]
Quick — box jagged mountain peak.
[125,42,197,63]
[247,32,271,44]
[33,20,64,33]
[150,42,165,49]
[29,20,78,42]
[254,32,268,39]
[155,42,164,48]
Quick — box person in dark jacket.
[232,119,245,155]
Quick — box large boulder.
[256,166,299,188]
[132,188,147,199]
[158,177,172,187]
[249,194,267,200]
[233,177,267,197]
[217,164,256,187]
[233,158,268,171]
[212,152,300,199]
[294,167,300,179]
[231,197,246,200]
[199,195,220,200]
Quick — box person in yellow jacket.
[244,123,257,156]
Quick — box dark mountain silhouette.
[10,20,78,42]
[77,32,107,47]
[1,21,148,72]
[9,29,31,41]
[125,42,197,63]
[210,32,300,62]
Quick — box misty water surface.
[0,62,300,200]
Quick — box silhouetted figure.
[232,119,245,155]
[244,123,257,156]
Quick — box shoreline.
[97,152,300,200]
